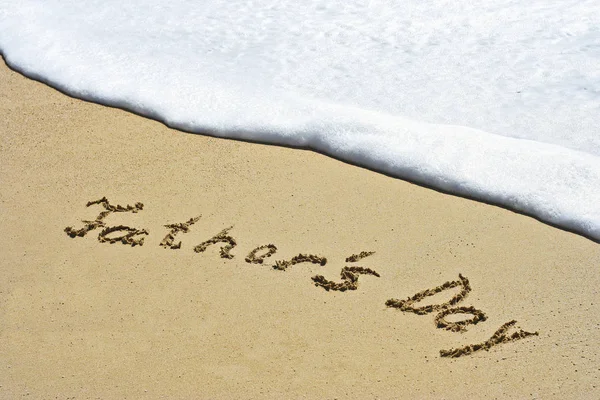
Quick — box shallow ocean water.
[0,0,599,239]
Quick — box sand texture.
[1,58,599,399]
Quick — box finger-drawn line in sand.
[65,197,147,246]
[87,196,144,213]
[273,254,327,271]
[98,225,149,247]
[160,216,201,249]
[193,226,237,259]
[312,251,378,291]
[312,266,380,291]
[434,306,487,332]
[245,244,278,264]
[64,218,106,238]
[345,251,375,263]
[440,320,539,358]
[385,274,471,315]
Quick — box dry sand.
[1,57,599,399]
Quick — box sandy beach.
[1,57,599,398]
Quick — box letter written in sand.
[64,197,143,238]
[273,253,327,271]
[65,197,148,247]
[193,226,237,259]
[160,216,201,249]
[312,251,380,292]
[98,225,149,247]
[385,274,472,315]
[245,244,278,264]
[434,306,487,333]
[312,266,380,292]
[440,320,539,358]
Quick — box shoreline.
[1,58,599,398]
[2,56,598,245]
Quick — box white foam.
[1,0,599,240]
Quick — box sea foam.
[1,0,599,240]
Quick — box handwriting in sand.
[65,197,538,358]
